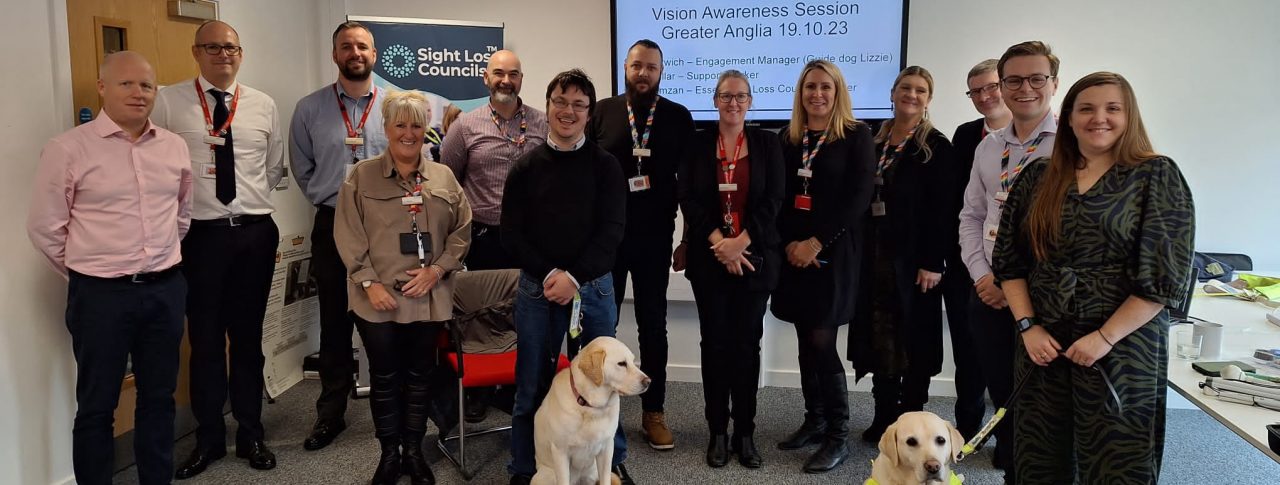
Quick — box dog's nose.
[641,376,652,387]
[924,459,941,474]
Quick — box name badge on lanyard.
[344,137,364,146]
[401,195,424,205]
[628,175,651,192]
[718,183,738,192]
[794,194,812,210]
[203,135,227,146]
[871,200,887,217]
[632,148,651,158]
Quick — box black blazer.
[678,127,785,290]
[947,118,987,266]
[868,127,956,274]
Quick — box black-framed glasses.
[1001,74,1054,91]
[965,82,999,98]
[196,44,243,56]
[550,98,589,113]
[716,92,751,104]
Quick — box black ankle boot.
[732,434,762,468]
[862,374,902,443]
[778,372,826,450]
[706,434,729,468]
[402,369,435,485]
[804,373,850,473]
[371,439,402,485]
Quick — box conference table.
[1168,285,1280,463]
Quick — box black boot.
[861,374,902,443]
[804,373,850,473]
[778,372,826,450]
[706,434,729,468]
[732,434,762,468]
[402,369,436,485]
[369,370,403,485]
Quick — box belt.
[192,214,272,227]
[72,265,182,284]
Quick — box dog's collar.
[569,368,593,408]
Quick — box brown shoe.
[642,411,675,450]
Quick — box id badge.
[200,163,217,179]
[794,194,812,211]
[994,191,1009,203]
[874,176,885,186]
[344,137,364,146]
[983,222,1000,242]
[632,148,651,158]
[628,175,651,192]
[718,183,738,192]
[871,201,887,217]
[568,292,583,338]
[399,232,432,255]
[203,135,226,146]
[401,195,424,205]
[797,168,813,178]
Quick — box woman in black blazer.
[770,59,876,474]
[677,69,784,470]
[849,66,957,442]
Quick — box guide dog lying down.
[532,337,650,485]
[868,411,966,485]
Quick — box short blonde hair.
[381,90,431,127]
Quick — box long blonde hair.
[786,60,860,144]
[1025,71,1160,261]
[874,66,936,162]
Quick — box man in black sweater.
[588,39,695,451]
[502,70,634,485]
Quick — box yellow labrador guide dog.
[868,411,966,485]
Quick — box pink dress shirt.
[27,112,193,279]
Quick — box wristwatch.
[361,280,373,289]
[1016,316,1037,333]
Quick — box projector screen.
[611,0,908,123]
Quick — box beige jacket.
[335,153,471,323]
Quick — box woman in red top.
[677,70,784,470]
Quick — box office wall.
[5,1,1276,483]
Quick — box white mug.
[1193,321,1225,359]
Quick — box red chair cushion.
[446,351,571,388]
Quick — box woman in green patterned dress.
[993,71,1195,484]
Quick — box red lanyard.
[194,79,240,138]
[334,84,377,139]
[717,131,745,184]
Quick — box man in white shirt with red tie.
[152,20,284,479]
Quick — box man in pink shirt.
[26,51,193,485]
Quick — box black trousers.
[182,217,279,448]
[612,233,673,412]
[311,207,354,422]
[968,290,1017,475]
[942,265,986,438]
[354,319,441,441]
[66,269,186,485]
[465,221,514,271]
[690,277,767,436]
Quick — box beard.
[339,59,372,81]
[625,76,660,106]
[489,83,517,104]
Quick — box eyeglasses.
[196,44,243,56]
[1001,74,1054,91]
[716,92,751,104]
[965,82,999,98]
[550,98,590,113]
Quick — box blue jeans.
[508,272,627,477]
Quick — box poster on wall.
[262,234,321,398]
[349,15,504,132]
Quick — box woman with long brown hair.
[993,71,1195,483]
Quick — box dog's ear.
[948,421,965,463]
[577,347,606,386]
[879,421,900,468]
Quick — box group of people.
[25,15,1195,485]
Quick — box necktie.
[210,89,236,204]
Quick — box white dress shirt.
[153,76,285,220]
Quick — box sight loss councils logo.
[382,44,415,78]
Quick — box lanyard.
[334,85,377,156]
[999,133,1047,192]
[405,173,427,268]
[800,128,828,195]
[490,105,527,146]
[424,127,442,146]
[627,96,659,174]
[194,79,240,138]
[876,127,916,178]
[717,131,745,233]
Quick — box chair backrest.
[450,269,520,354]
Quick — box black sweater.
[588,94,696,231]
[500,140,626,283]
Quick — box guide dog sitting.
[868,411,965,485]
[532,337,650,485]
